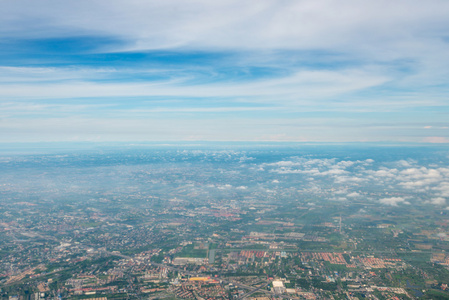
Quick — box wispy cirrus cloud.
[1,0,449,142]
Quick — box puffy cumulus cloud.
[265,157,344,168]
[400,181,431,188]
[366,168,398,179]
[364,164,449,198]
[396,160,415,168]
[302,158,337,167]
[379,197,410,206]
[321,168,349,176]
[347,192,360,198]
[433,182,449,197]
[217,184,233,190]
[334,189,348,195]
[437,168,449,177]
[330,197,347,202]
[267,160,300,167]
[335,160,355,168]
[334,176,366,184]
[264,157,369,176]
[398,167,442,188]
[239,156,255,163]
[273,169,306,174]
[379,167,398,174]
[261,157,449,205]
[429,197,446,205]
[262,157,376,189]
[400,167,441,179]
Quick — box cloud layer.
[261,155,449,207]
[1,0,449,142]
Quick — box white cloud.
[2,0,448,56]
[396,160,415,167]
[430,197,446,205]
[433,182,449,197]
[321,168,348,176]
[397,167,442,187]
[334,176,366,184]
[1,2,449,143]
[217,184,233,190]
[335,160,355,168]
[423,137,449,144]
[379,197,410,206]
[335,197,347,202]
[0,68,389,112]
[368,168,398,178]
[347,192,360,198]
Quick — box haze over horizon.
[1,0,449,143]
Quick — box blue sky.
[1,0,449,143]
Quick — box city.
[2,0,449,299]
[1,145,449,299]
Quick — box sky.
[1,0,449,143]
